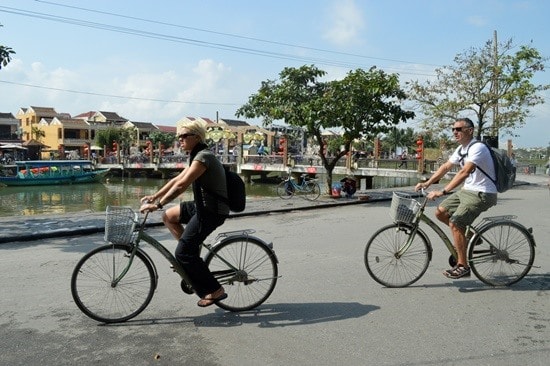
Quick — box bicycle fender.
[137,247,159,289]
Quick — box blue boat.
[0,160,110,186]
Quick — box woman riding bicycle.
[140,120,229,307]
[414,118,497,279]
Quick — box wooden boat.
[0,160,110,186]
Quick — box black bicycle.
[71,206,280,323]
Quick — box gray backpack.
[459,141,515,193]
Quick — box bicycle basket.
[389,192,421,224]
[104,206,138,244]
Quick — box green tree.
[148,130,176,150]
[31,126,45,141]
[0,24,16,70]
[96,128,123,150]
[237,65,414,193]
[385,127,417,154]
[408,37,549,145]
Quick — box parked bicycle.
[277,170,321,200]
[71,206,279,323]
[364,191,536,287]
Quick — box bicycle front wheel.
[277,180,295,199]
[364,223,431,287]
[205,237,278,311]
[303,181,321,201]
[469,221,535,286]
[71,244,156,323]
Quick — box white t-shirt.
[449,140,497,194]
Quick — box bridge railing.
[97,153,446,175]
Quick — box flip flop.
[197,293,228,308]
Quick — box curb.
[2,179,541,244]
[0,193,403,244]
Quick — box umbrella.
[0,144,27,150]
[90,145,103,151]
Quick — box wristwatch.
[442,189,448,195]
[156,202,164,209]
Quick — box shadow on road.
[105,301,378,328]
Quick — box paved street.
[0,174,549,365]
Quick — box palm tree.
[31,126,45,141]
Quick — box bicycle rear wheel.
[205,236,278,311]
[277,180,295,199]
[71,244,156,323]
[469,221,535,286]
[364,223,431,287]
[304,181,321,201]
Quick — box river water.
[0,175,415,218]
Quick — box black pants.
[176,202,226,297]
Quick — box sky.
[0,0,549,148]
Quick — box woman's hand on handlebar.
[140,195,155,204]
[139,202,159,214]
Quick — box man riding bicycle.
[415,117,497,279]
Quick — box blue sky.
[1,0,549,148]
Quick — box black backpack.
[459,141,515,193]
[220,166,246,212]
[203,165,246,213]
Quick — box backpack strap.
[459,140,496,185]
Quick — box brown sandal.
[197,288,227,307]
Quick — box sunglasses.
[178,133,195,139]
[451,126,471,132]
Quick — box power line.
[0,5,437,77]
[35,0,443,68]
[0,79,241,106]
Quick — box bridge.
[97,154,440,189]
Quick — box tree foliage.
[96,128,125,150]
[0,24,16,70]
[148,130,176,149]
[408,38,549,142]
[237,65,414,193]
[31,126,45,141]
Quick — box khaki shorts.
[439,189,497,229]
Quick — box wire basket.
[104,206,138,245]
[389,192,421,224]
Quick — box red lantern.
[416,137,423,159]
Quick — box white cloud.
[2,57,241,124]
[467,15,487,27]
[323,0,365,46]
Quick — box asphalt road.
[1,179,549,365]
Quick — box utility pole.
[490,30,499,148]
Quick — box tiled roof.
[29,106,59,117]
[156,125,177,133]
[128,121,158,130]
[219,118,250,127]
[0,112,16,119]
[73,111,95,119]
[200,117,217,125]
[98,111,128,122]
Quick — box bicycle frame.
[284,175,311,192]
[395,196,457,260]
[111,211,256,289]
[395,196,532,266]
